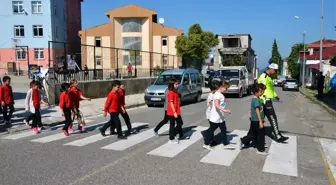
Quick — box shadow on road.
[13,92,27,100]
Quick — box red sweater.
[104,91,120,113]
[59,91,72,109]
[32,88,40,110]
[118,89,125,106]
[0,85,14,105]
[69,87,82,109]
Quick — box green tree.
[269,39,282,74]
[175,24,218,70]
[221,54,247,66]
[330,56,336,66]
[287,44,304,80]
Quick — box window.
[13,1,24,14]
[34,48,44,59]
[95,37,101,47]
[33,25,43,37]
[16,48,26,60]
[55,26,58,38]
[95,56,101,65]
[53,6,57,15]
[162,55,168,66]
[122,18,142,32]
[122,37,142,65]
[162,36,167,46]
[31,1,42,14]
[190,73,197,84]
[14,25,25,37]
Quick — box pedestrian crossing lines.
[2,124,303,178]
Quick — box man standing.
[317,72,325,99]
[257,63,288,143]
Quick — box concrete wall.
[52,77,156,104]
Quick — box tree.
[330,56,336,66]
[287,44,304,80]
[269,39,282,74]
[175,24,218,70]
[221,54,247,66]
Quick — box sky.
[81,0,336,69]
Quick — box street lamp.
[319,0,324,72]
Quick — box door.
[181,73,192,101]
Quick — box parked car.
[144,68,203,107]
[204,70,216,87]
[282,78,299,91]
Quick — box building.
[0,0,82,75]
[299,39,336,87]
[213,33,257,78]
[78,4,183,71]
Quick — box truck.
[212,66,254,98]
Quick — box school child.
[239,83,268,155]
[110,82,134,136]
[166,78,183,144]
[69,79,91,133]
[30,82,42,134]
[24,81,36,127]
[99,80,126,139]
[206,80,220,121]
[201,81,235,150]
[59,83,74,136]
[0,76,15,125]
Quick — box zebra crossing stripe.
[262,135,298,177]
[3,131,37,140]
[319,138,336,181]
[30,122,106,143]
[147,126,207,158]
[63,123,146,146]
[200,130,247,166]
[101,124,169,151]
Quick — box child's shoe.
[24,119,30,127]
[62,129,70,136]
[203,144,214,151]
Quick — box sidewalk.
[299,87,336,116]
[3,87,211,134]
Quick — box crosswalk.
[2,122,336,179]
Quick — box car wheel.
[238,89,243,98]
[196,92,202,102]
[282,88,285,91]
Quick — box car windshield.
[154,74,182,85]
[216,69,239,78]
[286,79,297,83]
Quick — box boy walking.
[0,76,14,125]
[239,83,268,155]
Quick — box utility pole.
[302,31,306,87]
[319,0,324,72]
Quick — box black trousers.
[62,108,72,130]
[263,100,282,139]
[101,112,122,136]
[3,104,14,122]
[155,111,184,133]
[111,111,132,133]
[203,121,228,146]
[26,113,34,122]
[241,121,265,152]
[31,110,41,128]
[168,115,183,140]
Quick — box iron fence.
[48,41,181,82]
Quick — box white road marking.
[200,130,247,166]
[2,131,37,140]
[101,124,168,151]
[148,126,207,158]
[63,123,146,146]
[262,135,298,177]
[319,138,336,180]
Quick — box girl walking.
[202,81,235,150]
[166,78,183,144]
[30,82,42,134]
[24,81,36,127]
[59,83,74,136]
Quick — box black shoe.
[99,128,106,137]
[276,136,288,143]
[117,135,127,140]
[110,131,117,135]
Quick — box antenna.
[158,18,165,25]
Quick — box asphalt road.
[0,88,335,185]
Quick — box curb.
[299,88,336,116]
[1,90,211,136]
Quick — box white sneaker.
[202,144,214,151]
[256,151,268,155]
[237,139,243,150]
[168,139,179,144]
[223,144,235,150]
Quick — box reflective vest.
[257,73,277,102]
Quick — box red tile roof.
[300,46,336,60]
[307,39,336,48]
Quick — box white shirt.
[206,93,214,119]
[209,91,226,123]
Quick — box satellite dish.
[158,18,164,24]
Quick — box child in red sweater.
[69,79,91,133]
[59,83,74,136]
[99,80,126,139]
[30,82,42,134]
[0,76,15,125]
[167,78,183,144]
